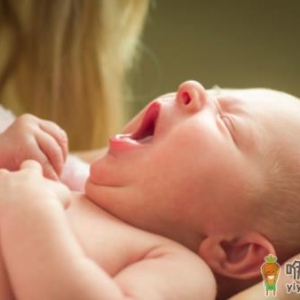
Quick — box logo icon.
[261,254,281,296]
[285,259,300,294]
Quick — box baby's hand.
[0,160,71,214]
[0,114,68,180]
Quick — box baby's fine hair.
[251,108,300,263]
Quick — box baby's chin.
[84,177,98,200]
[84,176,115,208]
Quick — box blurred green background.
[130,0,300,116]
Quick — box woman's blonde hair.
[0,0,150,150]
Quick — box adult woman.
[0,0,150,151]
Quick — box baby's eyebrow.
[218,95,245,115]
[209,87,247,116]
[211,85,222,96]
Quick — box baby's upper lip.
[130,101,160,143]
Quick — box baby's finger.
[39,120,68,162]
[35,133,63,180]
[20,160,43,173]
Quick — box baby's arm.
[0,246,14,300]
[0,114,68,180]
[0,161,215,300]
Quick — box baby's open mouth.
[116,102,160,145]
[131,102,159,143]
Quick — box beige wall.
[130,0,300,115]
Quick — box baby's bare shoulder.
[114,232,217,300]
[146,234,216,280]
[66,196,216,299]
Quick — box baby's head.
[86,80,300,292]
[195,86,300,297]
[241,88,300,261]
[201,86,300,260]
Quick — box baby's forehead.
[242,88,296,101]
[212,87,299,103]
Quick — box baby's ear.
[198,232,276,280]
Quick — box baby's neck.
[72,191,203,254]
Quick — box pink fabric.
[0,105,15,133]
[60,155,89,192]
[0,105,89,192]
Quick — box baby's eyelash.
[220,114,237,144]
[216,105,230,130]
[221,115,232,130]
[214,95,237,145]
[213,95,236,142]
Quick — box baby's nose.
[176,80,208,113]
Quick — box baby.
[0,80,300,300]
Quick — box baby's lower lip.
[113,134,138,143]
[108,134,150,155]
[115,134,153,144]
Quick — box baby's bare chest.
[66,196,155,276]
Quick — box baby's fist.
[0,114,68,180]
